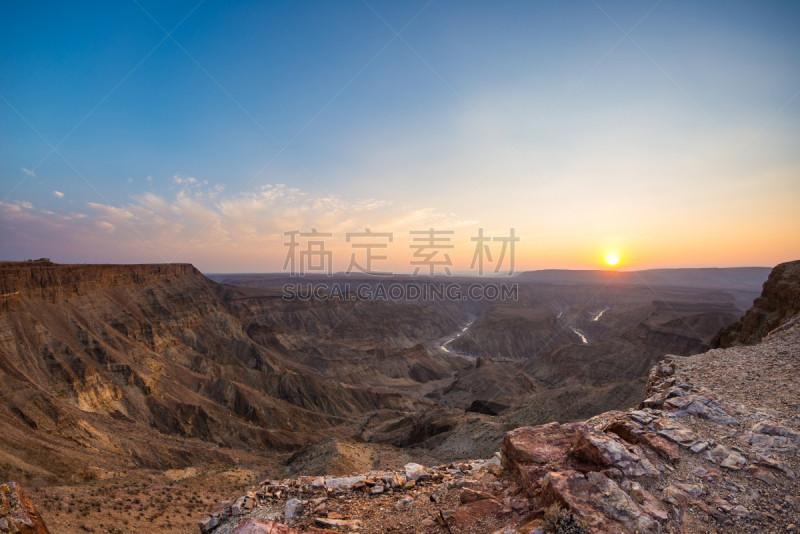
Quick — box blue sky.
[1,1,799,272]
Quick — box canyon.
[0,259,790,533]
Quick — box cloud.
[53,191,64,198]
[1,202,22,212]
[15,201,33,209]
[127,177,133,183]
[21,168,36,178]
[146,175,152,182]
[173,175,197,185]
[0,183,488,271]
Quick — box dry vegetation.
[18,466,268,534]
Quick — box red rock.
[502,422,586,491]
[604,414,680,463]
[515,464,555,493]
[540,470,661,534]
[442,498,513,528]
[603,417,641,442]
[571,426,655,478]
[639,432,680,462]
[502,422,583,466]
[744,465,780,485]
[0,481,51,534]
[459,487,494,503]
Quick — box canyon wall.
[711,259,800,348]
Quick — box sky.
[1,0,799,274]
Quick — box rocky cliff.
[202,314,800,534]
[0,261,198,312]
[712,259,800,348]
[0,262,460,485]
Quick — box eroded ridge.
[204,316,799,534]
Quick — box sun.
[604,251,621,266]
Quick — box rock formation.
[0,481,51,533]
[712,259,800,348]
[0,261,468,483]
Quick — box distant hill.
[516,267,771,292]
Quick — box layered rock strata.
[204,315,800,533]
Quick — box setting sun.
[604,251,621,266]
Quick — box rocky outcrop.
[0,261,199,313]
[205,315,800,533]
[0,481,51,533]
[712,259,800,348]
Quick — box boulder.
[501,422,587,492]
[232,496,254,515]
[324,476,365,489]
[502,422,582,466]
[571,426,657,478]
[639,433,680,461]
[539,470,661,533]
[0,482,51,534]
[198,515,221,533]
[404,463,430,482]
[460,488,494,503]
[744,465,780,485]
[284,498,303,521]
[653,419,699,447]
[720,449,746,470]
[603,414,681,462]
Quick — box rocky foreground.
[196,316,800,534]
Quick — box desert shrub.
[541,503,588,534]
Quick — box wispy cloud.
[53,191,64,198]
[21,168,36,178]
[172,175,207,186]
[0,184,479,271]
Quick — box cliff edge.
[711,259,800,348]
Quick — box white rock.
[404,463,430,481]
[285,498,303,521]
